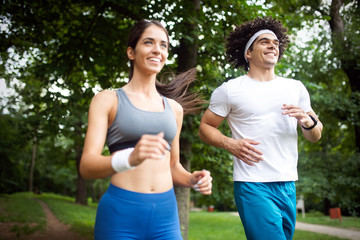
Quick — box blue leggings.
[234,181,296,240]
[94,183,183,240]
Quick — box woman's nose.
[152,44,161,53]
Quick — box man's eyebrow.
[257,37,279,42]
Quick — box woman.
[80,19,212,240]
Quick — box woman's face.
[128,25,169,77]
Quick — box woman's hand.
[191,170,213,195]
[129,132,170,167]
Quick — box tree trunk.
[329,0,360,151]
[29,135,37,192]
[329,0,344,38]
[175,1,200,239]
[175,135,192,238]
[75,144,87,205]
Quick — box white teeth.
[148,58,160,62]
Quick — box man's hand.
[281,104,313,127]
[227,138,263,166]
[282,104,323,143]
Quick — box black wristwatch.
[302,115,318,130]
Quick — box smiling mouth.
[148,58,161,62]
[265,52,276,57]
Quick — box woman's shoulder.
[90,89,118,109]
[166,98,183,117]
[92,89,117,101]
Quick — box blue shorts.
[94,183,183,240]
[234,181,296,240]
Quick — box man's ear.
[127,47,135,60]
[245,49,251,61]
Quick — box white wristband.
[111,148,135,172]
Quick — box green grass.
[1,192,359,240]
[188,211,348,240]
[0,192,46,236]
[37,193,96,239]
[0,192,96,239]
[189,212,245,239]
[296,212,360,230]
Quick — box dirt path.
[0,199,87,240]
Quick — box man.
[198,17,323,240]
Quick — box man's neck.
[247,65,276,82]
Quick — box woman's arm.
[80,90,117,179]
[169,100,212,195]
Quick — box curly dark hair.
[225,17,290,71]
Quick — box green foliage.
[0,113,29,193]
[1,0,360,218]
[270,0,360,216]
[190,116,236,210]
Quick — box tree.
[1,0,142,204]
[265,0,360,215]
[5,0,358,237]
[1,1,266,238]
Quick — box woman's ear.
[127,47,135,60]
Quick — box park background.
[0,0,359,239]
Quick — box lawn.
[296,211,360,230]
[188,211,348,240]
[1,192,359,240]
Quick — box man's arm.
[282,104,323,143]
[198,109,228,149]
[300,111,323,143]
[198,109,263,166]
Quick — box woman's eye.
[145,40,152,45]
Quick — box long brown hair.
[127,19,205,115]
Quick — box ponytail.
[156,68,205,115]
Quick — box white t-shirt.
[209,75,313,182]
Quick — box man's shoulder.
[276,76,303,86]
[277,76,300,82]
[219,75,247,88]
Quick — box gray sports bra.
[106,88,177,154]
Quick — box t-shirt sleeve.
[209,83,231,117]
[298,81,313,113]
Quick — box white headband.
[244,29,278,63]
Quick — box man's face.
[246,33,279,68]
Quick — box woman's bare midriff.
[110,153,173,193]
